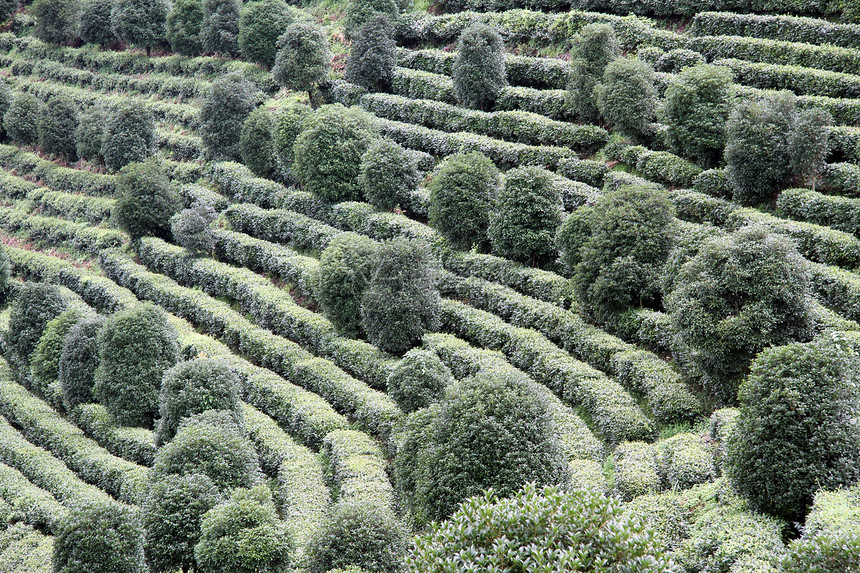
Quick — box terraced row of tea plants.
[0,0,858,571]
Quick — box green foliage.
[75,103,106,163]
[113,158,180,241]
[37,93,78,160]
[408,484,677,573]
[361,237,441,355]
[428,151,500,251]
[567,24,620,124]
[79,0,116,46]
[272,102,310,180]
[238,0,294,68]
[194,486,292,573]
[0,242,9,302]
[452,23,507,111]
[292,104,377,202]
[59,314,106,412]
[308,501,407,573]
[555,205,594,275]
[663,64,734,169]
[111,0,168,50]
[387,348,453,413]
[0,80,10,139]
[144,473,222,573]
[595,57,657,141]
[727,333,860,523]
[7,282,68,373]
[574,184,675,325]
[152,410,261,492]
[395,370,569,524]
[345,14,396,93]
[167,0,204,56]
[93,302,180,428]
[358,138,418,210]
[201,0,240,55]
[316,232,378,339]
[200,72,259,161]
[724,91,796,206]
[666,225,815,405]
[53,501,146,573]
[789,108,832,189]
[29,308,87,401]
[155,358,242,447]
[273,22,330,105]
[0,0,14,23]
[102,101,154,172]
[344,0,398,40]
[240,106,276,179]
[488,166,561,267]
[4,92,40,146]
[32,0,78,45]
[170,201,217,255]
[783,487,860,573]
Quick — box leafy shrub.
[7,282,68,373]
[240,106,276,178]
[489,166,561,267]
[4,92,40,146]
[200,72,259,161]
[113,158,180,241]
[59,314,106,412]
[93,302,180,428]
[272,101,311,180]
[358,138,418,210]
[29,307,87,402]
[167,0,204,56]
[37,92,79,160]
[155,358,242,446]
[152,410,261,492]
[345,14,396,93]
[725,91,796,206]
[727,332,860,523]
[344,0,398,39]
[32,0,78,45]
[273,22,330,107]
[201,0,241,55]
[655,48,705,73]
[195,485,292,573]
[574,183,675,325]
[386,348,453,413]
[144,473,223,573]
[79,0,116,46]
[102,101,154,172]
[663,64,734,169]
[666,225,815,405]
[0,242,9,303]
[170,201,217,255]
[789,108,832,190]
[452,23,507,111]
[53,501,146,573]
[408,484,677,573]
[292,104,377,202]
[0,0,14,23]
[428,151,500,251]
[308,501,407,573]
[595,57,657,141]
[238,0,294,68]
[361,237,441,355]
[316,232,378,338]
[567,24,620,124]
[111,0,168,53]
[782,486,860,573]
[75,103,107,163]
[555,205,594,275]
[0,80,10,138]
[395,370,568,524]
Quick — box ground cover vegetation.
[0,0,858,571]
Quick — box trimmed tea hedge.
[691,12,860,50]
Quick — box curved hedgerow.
[93,302,180,428]
[428,151,500,252]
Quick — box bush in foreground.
[596,56,657,141]
[29,307,88,402]
[53,501,146,573]
[32,0,78,45]
[408,484,677,573]
[171,201,217,256]
[387,348,453,413]
[727,333,860,523]
[75,103,107,163]
[111,0,168,54]
[316,232,378,338]
[79,0,116,47]
[113,158,181,241]
[358,138,418,210]
[240,106,276,178]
